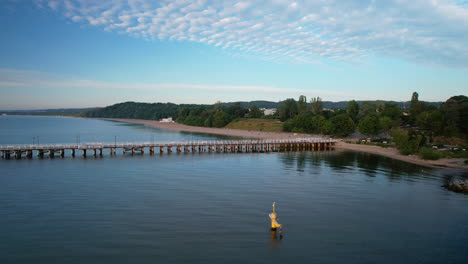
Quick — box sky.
[0,0,467,110]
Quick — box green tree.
[322,114,355,136]
[283,113,310,133]
[416,110,444,135]
[440,95,468,137]
[310,116,326,134]
[310,97,323,115]
[381,103,402,120]
[358,114,382,136]
[358,102,377,120]
[212,111,231,127]
[390,129,424,155]
[409,91,427,118]
[298,95,308,114]
[379,116,394,132]
[346,100,359,121]
[278,98,298,121]
[226,103,248,118]
[247,106,264,118]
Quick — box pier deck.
[0,138,338,159]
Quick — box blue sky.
[0,0,467,110]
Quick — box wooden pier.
[0,138,338,160]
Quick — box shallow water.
[1,116,467,264]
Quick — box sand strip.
[99,118,317,140]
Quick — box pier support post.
[27,150,33,158]
[167,146,172,153]
[71,149,75,157]
[82,149,87,157]
[38,150,44,158]
[49,150,54,158]
[60,149,65,157]
[150,147,154,154]
[99,149,103,156]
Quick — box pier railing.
[1,138,339,159]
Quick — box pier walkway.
[1,138,338,159]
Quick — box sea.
[0,116,467,264]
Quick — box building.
[262,108,277,115]
[160,117,174,123]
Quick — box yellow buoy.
[269,202,282,231]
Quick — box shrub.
[418,147,443,160]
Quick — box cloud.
[33,0,468,67]
[0,68,351,98]
[0,68,362,107]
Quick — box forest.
[81,93,467,159]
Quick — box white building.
[160,117,174,123]
[262,108,277,115]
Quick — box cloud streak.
[0,68,352,99]
[33,0,468,68]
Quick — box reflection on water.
[278,150,450,180]
[1,116,467,264]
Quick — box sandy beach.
[96,118,467,171]
[99,118,316,139]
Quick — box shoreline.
[96,118,317,140]
[335,142,467,171]
[97,117,467,171]
[6,115,467,171]
[98,118,467,171]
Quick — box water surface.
[1,116,467,264]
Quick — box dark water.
[1,116,467,264]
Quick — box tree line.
[81,94,467,144]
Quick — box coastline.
[96,118,317,140]
[335,142,467,171]
[97,117,467,171]
[7,115,467,171]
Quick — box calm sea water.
[0,116,467,264]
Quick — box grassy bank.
[225,119,283,132]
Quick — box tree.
[278,98,298,121]
[310,115,326,134]
[440,95,468,137]
[379,116,394,132]
[358,114,382,136]
[346,100,359,121]
[247,106,264,118]
[409,91,426,118]
[411,92,419,103]
[390,129,424,155]
[358,102,377,120]
[381,103,402,120]
[416,110,444,135]
[283,113,310,133]
[322,114,355,136]
[214,101,223,111]
[212,111,231,127]
[226,103,248,118]
[310,97,323,115]
[298,95,308,114]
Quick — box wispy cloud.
[0,68,352,99]
[33,0,468,67]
